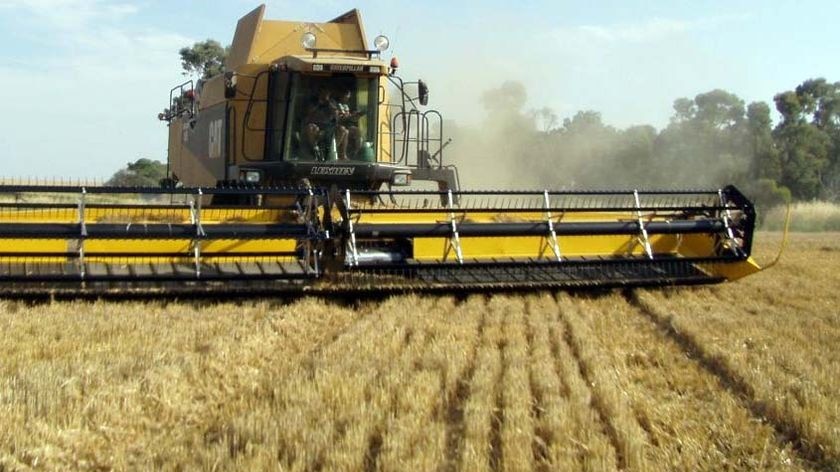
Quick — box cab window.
[280,74,378,162]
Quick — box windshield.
[280,74,378,162]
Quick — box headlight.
[391,173,410,186]
[373,35,390,52]
[243,170,261,184]
[301,32,317,49]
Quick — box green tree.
[561,110,608,134]
[671,97,696,123]
[657,89,752,188]
[773,78,840,200]
[744,178,791,225]
[773,122,830,199]
[552,111,620,187]
[107,159,167,187]
[613,125,657,186]
[179,39,229,80]
[795,78,840,128]
[746,101,782,181]
[694,89,746,130]
[670,89,745,129]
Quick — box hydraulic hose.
[760,201,792,270]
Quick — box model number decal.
[310,166,355,176]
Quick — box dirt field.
[0,232,838,471]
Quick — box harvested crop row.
[222,297,414,470]
[204,295,485,471]
[377,296,485,471]
[0,298,366,470]
[561,292,805,471]
[0,234,836,471]
[526,293,618,471]
[498,296,535,471]
[559,294,648,471]
[461,295,507,472]
[225,295,437,470]
[635,285,840,469]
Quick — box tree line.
[450,78,840,208]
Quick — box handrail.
[162,80,194,121]
[390,109,445,169]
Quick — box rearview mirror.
[418,79,429,106]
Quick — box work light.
[373,35,390,52]
[301,32,317,49]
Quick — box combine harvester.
[0,6,760,296]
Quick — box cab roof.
[227,5,374,71]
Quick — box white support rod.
[306,188,315,225]
[195,189,205,237]
[447,189,464,264]
[305,187,315,274]
[634,190,654,259]
[78,187,87,279]
[543,190,562,262]
[193,189,204,278]
[194,245,201,279]
[718,189,740,255]
[345,189,359,267]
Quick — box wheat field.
[0,232,838,471]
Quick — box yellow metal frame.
[349,207,761,281]
[0,205,300,264]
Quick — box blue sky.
[1,0,839,178]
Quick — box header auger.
[0,5,761,297]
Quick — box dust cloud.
[441,80,751,191]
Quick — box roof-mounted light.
[301,32,317,49]
[373,35,390,52]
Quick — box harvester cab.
[160,6,458,200]
[0,5,762,297]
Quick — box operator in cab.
[301,88,338,161]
